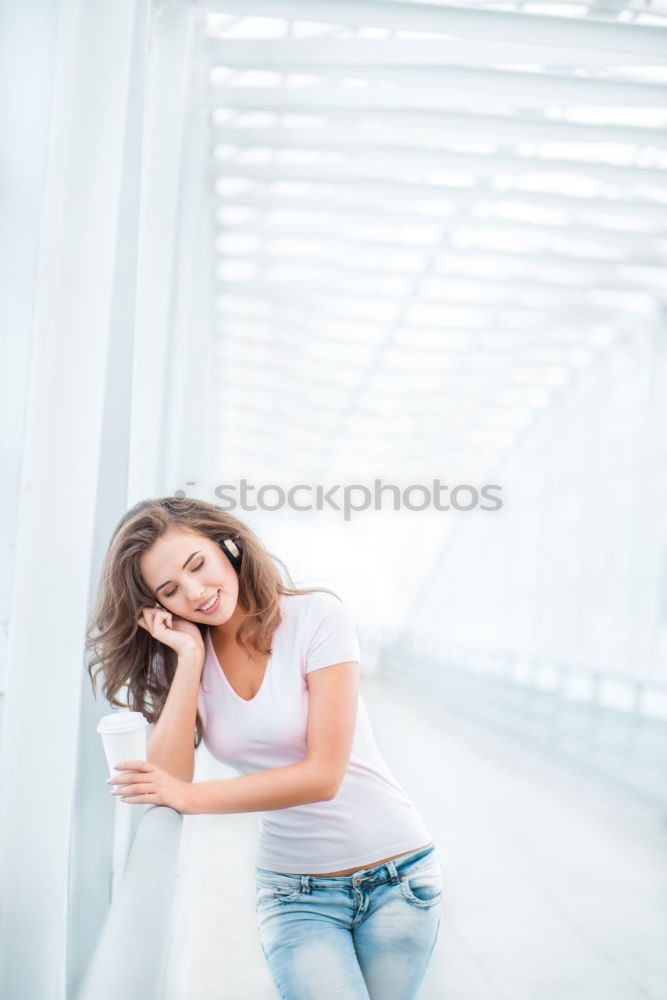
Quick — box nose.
[186,585,206,605]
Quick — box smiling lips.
[197,590,221,614]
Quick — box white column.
[159,34,218,498]
[129,6,198,503]
[0,3,150,999]
[0,1,59,694]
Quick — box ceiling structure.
[189,0,667,484]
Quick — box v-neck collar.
[206,627,272,705]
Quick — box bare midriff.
[301,841,434,877]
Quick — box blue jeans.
[255,844,443,999]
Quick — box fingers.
[112,782,155,797]
[137,608,154,630]
[107,765,151,787]
[136,606,172,636]
[109,770,158,799]
[107,761,161,802]
[115,760,151,771]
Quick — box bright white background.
[1,2,666,999]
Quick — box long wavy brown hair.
[85,496,338,748]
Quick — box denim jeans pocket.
[398,856,444,909]
[272,886,304,904]
[256,877,303,906]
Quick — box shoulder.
[288,589,351,625]
[281,588,345,611]
[294,590,360,672]
[280,590,358,644]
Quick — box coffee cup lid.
[96,711,148,734]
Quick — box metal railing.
[381,641,667,815]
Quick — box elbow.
[320,776,342,802]
[306,762,343,802]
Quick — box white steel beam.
[209,69,667,108]
[218,276,657,307]
[216,244,663,280]
[216,396,577,430]
[131,7,196,501]
[215,220,666,257]
[212,113,667,151]
[217,297,642,332]
[213,130,667,187]
[214,180,667,227]
[210,413,539,447]
[213,391,554,421]
[215,196,667,246]
[218,337,594,370]
[158,54,218,494]
[210,418,540,453]
[216,185,667,237]
[202,36,667,70]
[207,85,667,121]
[196,0,667,60]
[211,378,556,413]
[217,218,667,264]
[0,3,150,999]
[218,298,633,328]
[213,400,504,430]
[218,326,620,354]
[212,441,500,474]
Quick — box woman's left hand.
[108,760,194,813]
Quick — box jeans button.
[353,876,361,886]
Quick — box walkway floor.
[164,675,667,999]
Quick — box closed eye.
[164,559,204,598]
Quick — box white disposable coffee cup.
[96,711,148,778]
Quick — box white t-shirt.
[197,589,433,874]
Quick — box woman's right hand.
[137,605,206,665]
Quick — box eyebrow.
[155,551,202,596]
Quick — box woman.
[87,496,443,1000]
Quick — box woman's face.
[138,528,240,624]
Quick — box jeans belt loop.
[386,859,401,886]
[300,875,311,894]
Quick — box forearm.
[147,648,203,782]
[189,760,332,815]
